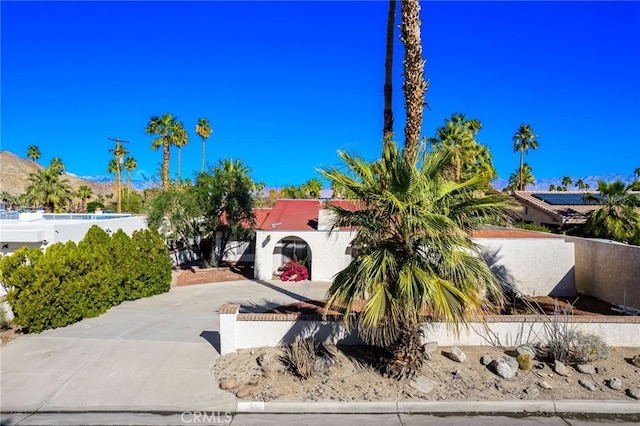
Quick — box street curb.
[236,399,640,415]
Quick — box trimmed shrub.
[0,225,172,333]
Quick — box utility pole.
[108,137,130,214]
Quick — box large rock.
[626,388,640,400]
[554,360,571,377]
[493,357,517,379]
[576,364,596,374]
[448,346,466,363]
[410,375,436,394]
[516,345,537,360]
[629,355,640,368]
[607,378,622,390]
[480,354,493,366]
[236,386,253,398]
[579,379,597,391]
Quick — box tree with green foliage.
[172,122,189,186]
[428,113,495,183]
[196,117,212,173]
[123,156,137,196]
[304,178,323,199]
[583,180,640,244]
[548,184,556,191]
[76,185,93,212]
[23,167,72,212]
[27,145,41,172]
[506,163,535,191]
[145,113,180,191]
[575,179,588,191]
[512,124,538,191]
[49,157,65,175]
[319,141,516,379]
[561,176,572,191]
[632,167,640,191]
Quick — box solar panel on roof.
[532,193,603,205]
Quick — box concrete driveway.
[0,279,331,413]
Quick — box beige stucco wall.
[566,236,640,310]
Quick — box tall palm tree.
[24,168,72,212]
[320,142,516,379]
[112,142,128,213]
[145,113,179,191]
[304,178,323,199]
[172,122,189,187]
[49,157,65,175]
[107,159,119,201]
[400,0,428,164]
[583,180,640,243]
[512,124,539,191]
[195,117,212,173]
[123,156,137,196]
[507,162,535,191]
[383,0,397,148]
[561,176,572,191]
[575,179,587,191]
[76,185,93,212]
[27,145,41,172]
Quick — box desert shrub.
[0,225,171,333]
[86,201,105,213]
[280,260,309,282]
[0,303,9,330]
[517,353,532,370]
[572,331,609,363]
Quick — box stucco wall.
[254,229,357,282]
[566,236,640,310]
[475,237,576,297]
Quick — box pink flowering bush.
[280,260,309,282]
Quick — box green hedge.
[0,225,171,333]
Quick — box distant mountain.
[79,175,159,191]
[0,151,118,197]
[491,174,635,191]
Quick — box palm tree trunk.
[400,0,427,165]
[178,147,182,187]
[519,148,524,191]
[163,139,170,191]
[201,137,205,173]
[128,170,132,196]
[383,0,396,148]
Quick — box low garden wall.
[218,304,640,355]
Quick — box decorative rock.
[524,386,539,398]
[554,360,571,377]
[537,380,553,390]
[480,354,493,366]
[409,375,436,394]
[630,355,640,368]
[256,353,266,367]
[607,378,622,390]
[313,354,336,373]
[448,346,466,363]
[626,388,640,400]
[595,367,606,374]
[516,345,537,360]
[576,364,596,374]
[236,386,253,398]
[493,357,517,379]
[579,379,597,391]
[504,356,519,373]
[219,380,236,390]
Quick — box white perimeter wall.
[475,237,576,297]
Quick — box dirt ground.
[213,345,640,402]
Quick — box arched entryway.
[273,236,312,279]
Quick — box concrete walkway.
[0,280,330,413]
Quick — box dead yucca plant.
[281,337,319,379]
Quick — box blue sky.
[2,1,639,188]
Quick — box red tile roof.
[256,199,357,231]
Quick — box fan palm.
[49,157,65,175]
[123,156,137,196]
[24,168,72,212]
[172,122,189,187]
[583,180,640,243]
[195,118,212,173]
[27,145,41,172]
[76,185,93,213]
[512,124,538,191]
[506,162,535,191]
[145,113,179,191]
[320,141,516,379]
[107,159,119,201]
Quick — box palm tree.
[548,184,556,191]
[76,185,93,212]
[320,141,516,379]
[27,145,41,172]
[107,159,119,200]
[383,0,397,148]
[507,163,535,191]
[512,124,539,191]
[304,178,323,199]
[400,0,428,164]
[195,118,212,173]
[112,142,128,213]
[575,179,587,191]
[49,157,65,175]
[561,176,572,191]
[146,113,179,191]
[123,156,137,196]
[172,122,189,187]
[24,168,72,212]
[583,180,640,243]
[428,113,494,183]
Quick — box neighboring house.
[0,210,147,256]
[512,191,603,231]
[252,199,577,298]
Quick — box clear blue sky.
[2,1,639,188]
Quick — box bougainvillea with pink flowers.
[280,260,309,282]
